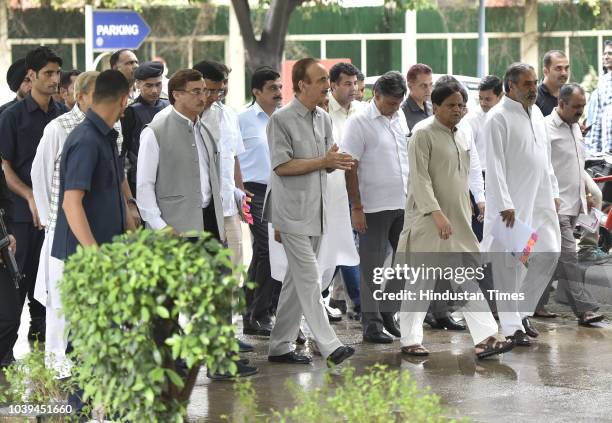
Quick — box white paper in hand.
[577,208,604,233]
[491,215,539,266]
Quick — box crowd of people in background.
[1,40,612,380]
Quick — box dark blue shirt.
[0,93,68,222]
[0,98,19,116]
[51,110,126,260]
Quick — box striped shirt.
[32,105,123,233]
[586,72,612,153]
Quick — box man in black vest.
[121,61,169,197]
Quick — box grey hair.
[558,83,585,104]
[503,62,534,92]
[73,71,100,102]
[373,71,407,98]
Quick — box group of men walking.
[0,41,611,378]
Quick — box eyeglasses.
[177,89,206,97]
[203,88,225,97]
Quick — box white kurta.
[480,96,561,335]
[481,96,560,253]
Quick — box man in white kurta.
[31,71,124,375]
[201,100,247,268]
[481,63,561,345]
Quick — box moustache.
[273,96,282,101]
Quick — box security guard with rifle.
[0,155,21,368]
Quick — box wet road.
[189,309,612,422]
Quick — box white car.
[364,73,481,110]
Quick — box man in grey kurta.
[264,58,355,366]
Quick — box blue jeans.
[338,265,361,308]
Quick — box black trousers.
[202,203,220,242]
[243,182,281,321]
[12,222,45,325]
[0,265,20,360]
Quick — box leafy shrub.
[0,343,75,422]
[59,228,245,422]
[225,364,466,423]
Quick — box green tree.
[231,0,433,72]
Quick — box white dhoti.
[34,229,71,376]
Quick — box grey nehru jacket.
[263,97,333,236]
[148,109,225,238]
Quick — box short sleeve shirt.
[401,96,432,132]
[342,101,410,213]
[263,98,333,236]
[536,83,558,117]
[51,110,126,260]
[0,93,68,222]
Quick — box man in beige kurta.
[395,78,511,358]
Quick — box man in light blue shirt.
[238,67,282,337]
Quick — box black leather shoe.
[0,352,15,368]
[327,345,355,367]
[243,318,272,336]
[363,332,393,344]
[424,312,442,329]
[269,350,312,364]
[436,314,466,331]
[238,339,254,353]
[296,329,307,345]
[28,321,45,342]
[329,298,347,314]
[506,330,530,346]
[381,313,401,337]
[207,361,259,380]
[327,308,342,322]
[522,317,539,337]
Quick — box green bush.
[0,343,75,422]
[59,228,245,422]
[226,364,466,423]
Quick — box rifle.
[0,209,21,289]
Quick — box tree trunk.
[231,0,304,72]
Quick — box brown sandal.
[475,337,514,359]
[401,344,430,356]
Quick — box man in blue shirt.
[51,70,131,260]
[0,46,68,348]
[238,67,282,336]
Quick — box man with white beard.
[481,63,561,347]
